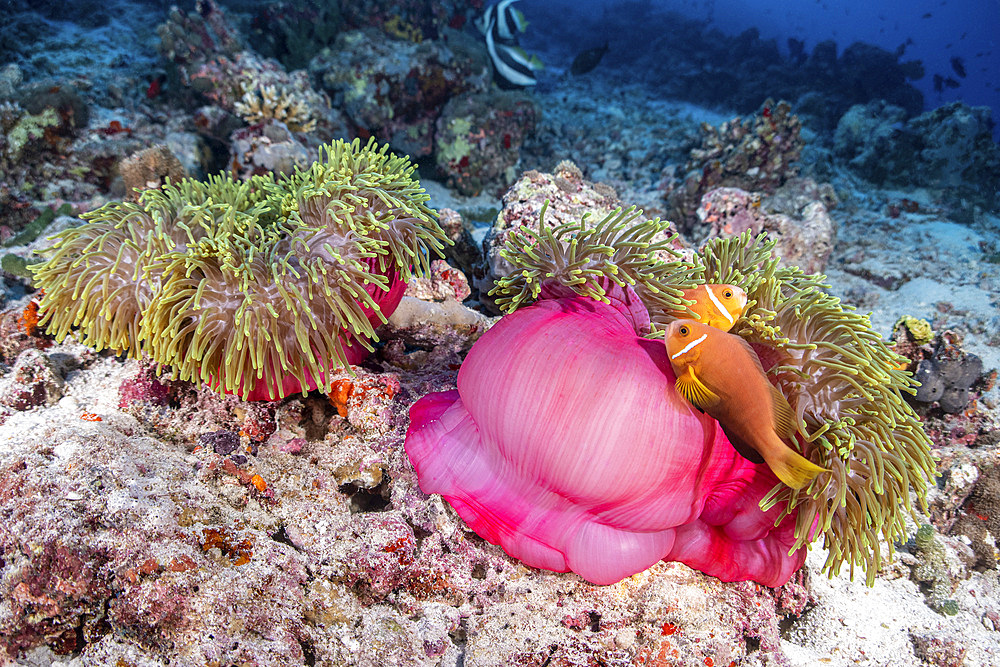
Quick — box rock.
[310,28,488,158]
[697,185,836,274]
[0,348,64,411]
[434,91,538,197]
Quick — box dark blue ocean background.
[520,0,999,136]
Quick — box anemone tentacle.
[31,138,449,401]
[490,202,699,318]
[493,211,937,584]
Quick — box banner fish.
[477,0,542,88]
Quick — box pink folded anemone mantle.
[405,282,805,586]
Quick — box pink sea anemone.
[405,281,805,586]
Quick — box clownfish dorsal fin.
[770,384,798,441]
[675,366,720,410]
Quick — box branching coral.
[30,138,448,401]
[488,212,937,584]
[234,83,318,133]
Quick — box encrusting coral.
[30,138,448,401]
[408,205,936,586]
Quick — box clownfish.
[670,284,747,332]
[665,319,827,490]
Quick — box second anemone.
[31,138,448,401]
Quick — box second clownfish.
[665,318,828,490]
[670,284,747,332]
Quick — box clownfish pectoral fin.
[767,446,828,490]
[675,367,720,411]
[665,381,698,415]
[769,384,798,440]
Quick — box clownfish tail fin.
[767,446,828,490]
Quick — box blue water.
[520,0,999,135]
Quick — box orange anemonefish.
[671,284,747,332]
[665,319,827,490]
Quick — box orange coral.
[19,299,40,336]
[200,527,254,566]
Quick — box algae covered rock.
[835,100,1000,213]
[434,91,537,197]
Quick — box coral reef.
[337,0,473,44]
[834,101,1000,215]
[248,0,344,71]
[909,524,961,615]
[188,52,331,134]
[833,100,914,185]
[0,102,59,167]
[157,0,342,159]
[950,465,1000,571]
[233,83,319,133]
[0,0,997,662]
[696,181,836,274]
[914,351,983,414]
[434,91,538,196]
[911,633,968,667]
[30,138,448,401]
[156,0,244,67]
[229,121,315,180]
[477,162,684,311]
[0,179,37,243]
[310,28,489,158]
[893,324,987,415]
[664,100,805,233]
[119,145,187,202]
[0,371,814,663]
[896,315,935,347]
[0,348,64,412]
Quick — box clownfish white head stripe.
[670,333,708,360]
[705,286,735,325]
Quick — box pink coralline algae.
[405,282,805,586]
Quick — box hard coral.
[407,209,936,586]
[31,138,448,401]
[666,99,804,233]
[233,83,319,133]
[119,145,187,202]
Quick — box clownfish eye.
[723,289,733,299]
[679,325,689,336]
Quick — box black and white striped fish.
[476,0,527,45]
[478,0,542,88]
